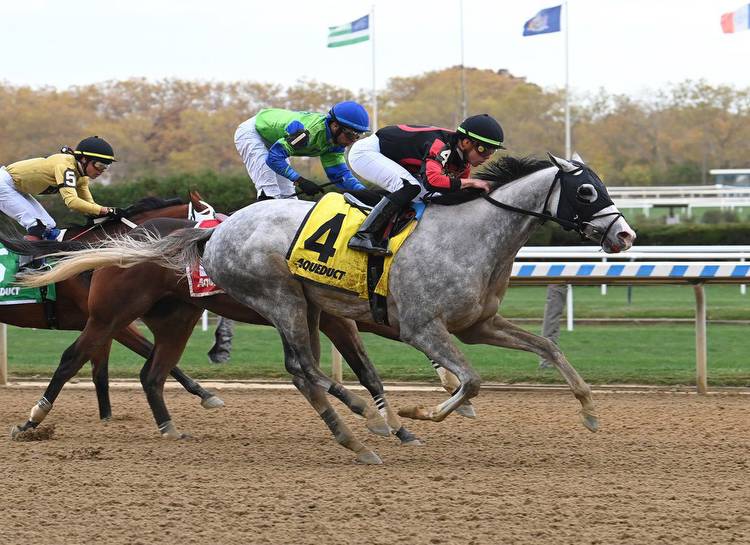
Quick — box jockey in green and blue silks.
[234,101,370,200]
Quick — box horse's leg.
[290,374,382,465]
[139,308,202,439]
[319,313,421,445]
[11,331,103,437]
[304,304,388,435]
[169,366,224,409]
[113,323,224,409]
[90,341,113,421]
[397,320,481,422]
[456,314,597,432]
[279,330,381,463]
[429,360,477,419]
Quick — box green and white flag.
[327,15,370,48]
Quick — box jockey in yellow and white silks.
[0,136,120,240]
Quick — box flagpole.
[460,0,467,120]
[371,4,378,130]
[564,0,571,158]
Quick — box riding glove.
[295,177,323,196]
[105,207,124,219]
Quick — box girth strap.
[39,285,58,330]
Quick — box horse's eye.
[576,184,598,204]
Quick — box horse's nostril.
[618,231,634,244]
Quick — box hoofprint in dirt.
[1,387,747,545]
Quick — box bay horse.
[17,155,636,463]
[3,193,223,431]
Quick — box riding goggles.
[92,161,110,172]
[473,141,496,157]
[340,127,365,141]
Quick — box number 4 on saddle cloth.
[0,244,57,304]
[286,193,425,325]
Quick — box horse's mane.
[475,155,553,186]
[123,196,185,217]
[427,155,553,206]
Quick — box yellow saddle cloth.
[286,193,417,299]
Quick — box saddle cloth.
[187,219,225,297]
[0,244,56,304]
[286,193,417,299]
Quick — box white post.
[370,5,378,129]
[741,257,746,295]
[563,0,571,158]
[693,284,708,394]
[202,310,209,332]
[601,256,607,295]
[566,284,574,332]
[0,323,6,386]
[331,346,343,383]
[459,0,467,120]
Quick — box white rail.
[509,246,750,394]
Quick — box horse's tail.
[16,227,214,288]
[0,236,88,257]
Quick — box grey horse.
[19,154,635,463]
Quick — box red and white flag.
[721,4,750,33]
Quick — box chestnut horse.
[3,193,222,431]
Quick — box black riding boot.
[348,181,421,256]
[348,197,404,256]
[19,221,47,270]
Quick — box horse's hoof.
[581,412,599,433]
[161,431,192,440]
[366,415,391,437]
[9,425,22,440]
[454,402,477,419]
[201,395,225,409]
[100,416,112,423]
[355,449,383,465]
[395,426,423,446]
[398,405,432,420]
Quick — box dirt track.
[0,385,748,545]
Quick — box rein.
[68,217,135,241]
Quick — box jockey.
[0,136,120,241]
[234,101,369,200]
[347,114,505,255]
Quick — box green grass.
[5,284,749,386]
[501,284,750,320]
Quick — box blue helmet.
[329,101,370,132]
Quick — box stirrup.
[343,193,374,213]
[348,234,392,256]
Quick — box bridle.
[482,165,623,246]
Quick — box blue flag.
[523,5,562,36]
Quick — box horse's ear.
[189,190,203,204]
[571,151,585,163]
[547,152,577,173]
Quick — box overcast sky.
[4,0,749,99]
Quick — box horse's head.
[546,153,635,253]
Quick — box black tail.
[0,235,89,257]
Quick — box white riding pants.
[347,134,427,201]
[0,167,56,230]
[234,117,297,199]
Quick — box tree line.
[2,67,749,191]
